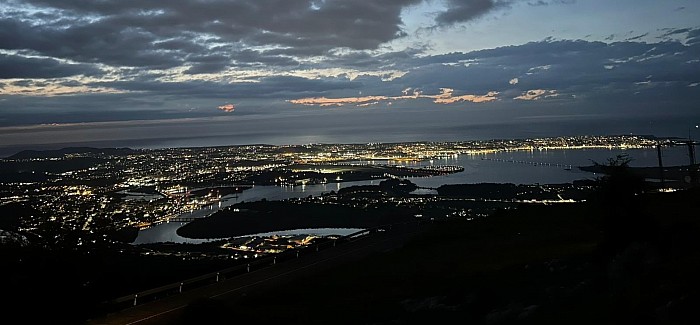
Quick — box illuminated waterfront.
[133,179,380,244]
[133,145,693,244]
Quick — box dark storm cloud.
[686,29,700,45]
[184,62,231,75]
[478,40,696,90]
[527,0,575,6]
[11,80,36,87]
[9,37,697,106]
[244,76,364,97]
[0,17,183,69]
[90,75,362,99]
[435,0,512,26]
[0,53,100,78]
[232,50,300,67]
[0,0,523,77]
[625,33,649,41]
[4,28,697,102]
[182,54,232,74]
[260,46,334,58]
[290,39,700,107]
[153,38,205,52]
[182,48,300,74]
[322,47,427,69]
[5,0,429,72]
[660,27,693,37]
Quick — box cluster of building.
[0,134,657,246]
[221,234,318,254]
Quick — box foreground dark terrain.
[94,186,700,325]
[1,147,698,324]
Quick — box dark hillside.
[172,189,700,324]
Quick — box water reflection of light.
[137,148,692,244]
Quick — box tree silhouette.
[588,153,657,261]
[591,154,646,202]
[590,154,662,323]
[591,154,649,238]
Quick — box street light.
[688,125,699,183]
[689,125,699,164]
[689,125,699,141]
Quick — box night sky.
[1,0,699,153]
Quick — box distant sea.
[1,108,698,157]
[405,146,692,187]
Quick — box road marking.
[125,306,186,325]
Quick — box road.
[85,222,424,325]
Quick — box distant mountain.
[7,147,137,160]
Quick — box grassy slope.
[176,189,700,324]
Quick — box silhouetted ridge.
[8,147,136,159]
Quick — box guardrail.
[102,221,420,313]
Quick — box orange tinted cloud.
[514,89,558,100]
[288,96,389,107]
[428,88,498,104]
[218,103,235,112]
[288,88,498,107]
[432,91,499,104]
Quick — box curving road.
[85,222,425,325]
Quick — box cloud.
[2,0,520,77]
[2,0,427,73]
[357,101,380,107]
[1,78,125,96]
[288,87,498,107]
[2,37,700,126]
[432,90,499,104]
[288,95,390,107]
[218,104,235,112]
[435,0,512,26]
[0,53,101,79]
[527,0,575,6]
[514,89,558,100]
[88,75,363,99]
[625,32,649,41]
[528,64,552,72]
